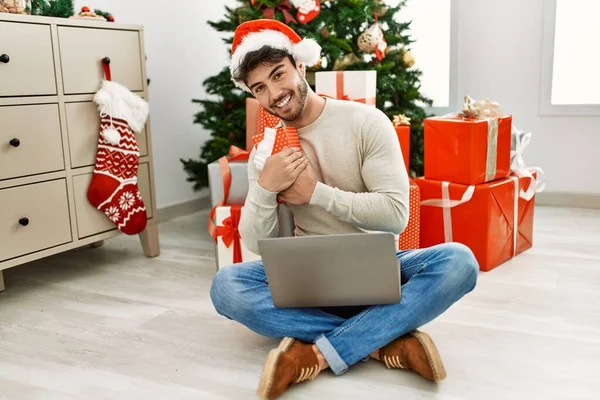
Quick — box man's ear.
[297,62,306,77]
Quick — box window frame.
[539,0,600,116]
[423,0,459,116]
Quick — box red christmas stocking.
[87,58,150,235]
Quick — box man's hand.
[278,161,318,205]
[258,147,308,193]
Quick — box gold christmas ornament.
[393,114,411,126]
[402,50,415,68]
[333,52,361,70]
[374,0,388,16]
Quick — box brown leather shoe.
[257,337,321,399]
[378,330,447,382]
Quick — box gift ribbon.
[461,96,502,181]
[254,126,278,172]
[510,176,519,257]
[253,123,301,172]
[335,71,376,105]
[421,175,536,253]
[420,182,475,242]
[252,0,298,24]
[510,124,547,197]
[207,146,250,240]
[509,174,536,256]
[484,117,499,181]
[317,72,376,105]
[216,206,243,264]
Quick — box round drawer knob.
[9,138,20,147]
[0,54,9,63]
[19,217,29,227]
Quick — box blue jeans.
[210,242,478,376]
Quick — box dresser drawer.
[0,104,65,180]
[0,22,57,96]
[0,179,72,262]
[65,101,148,168]
[72,163,153,238]
[58,27,143,94]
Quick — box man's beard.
[269,76,308,122]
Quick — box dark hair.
[233,46,296,87]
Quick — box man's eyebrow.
[249,64,285,91]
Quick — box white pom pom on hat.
[230,19,322,92]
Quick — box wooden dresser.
[0,13,159,291]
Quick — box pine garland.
[94,8,114,21]
[31,0,74,18]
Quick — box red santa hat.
[230,19,321,92]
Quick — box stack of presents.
[208,70,543,272]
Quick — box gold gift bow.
[460,95,503,119]
[393,114,411,126]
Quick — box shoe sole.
[410,330,447,382]
[256,337,295,399]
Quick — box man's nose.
[269,86,285,104]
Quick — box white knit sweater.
[238,97,410,254]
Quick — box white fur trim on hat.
[230,30,321,92]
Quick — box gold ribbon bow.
[460,95,503,119]
[393,114,411,126]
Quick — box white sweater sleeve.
[237,149,281,254]
[308,108,410,234]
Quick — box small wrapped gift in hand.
[252,125,301,172]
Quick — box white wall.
[454,0,600,196]
[73,0,237,209]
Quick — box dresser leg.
[0,270,5,292]
[139,223,160,257]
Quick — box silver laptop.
[257,232,401,308]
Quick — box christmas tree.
[29,0,74,18]
[181,0,432,191]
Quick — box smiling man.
[209,19,479,399]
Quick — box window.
[540,0,600,115]
[392,0,455,110]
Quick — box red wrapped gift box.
[252,125,301,172]
[396,126,410,173]
[398,178,420,250]
[246,98,281,152]
[424,96,512,185]
[393,114,411,173]
[415,172,537,272]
